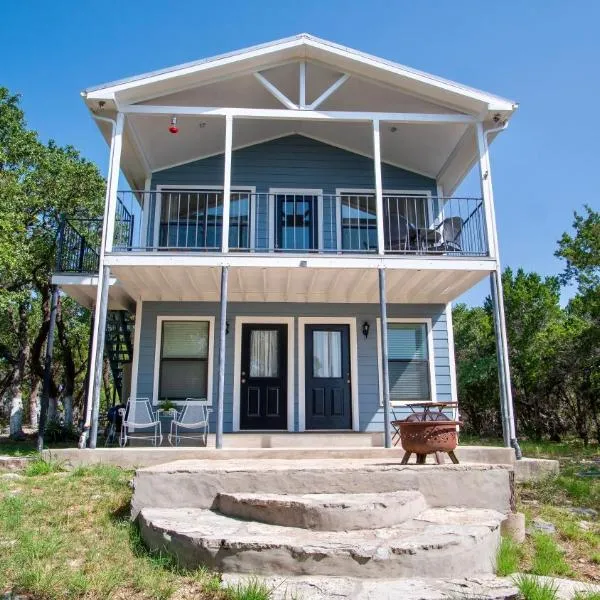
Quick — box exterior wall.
[149,134,437,249]
[136,301,451,433]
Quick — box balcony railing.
[55,190,489,272]
[114,190,489,256]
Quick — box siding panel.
[136,301,451,433]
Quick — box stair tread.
[141,506,504,551]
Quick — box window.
[340,193,377,252]
[312,330,342,378]
[159,320,210,401]
[158,189,251,249]
[275,193,318,250]
[384,193,430,231]
[386,323,431,402]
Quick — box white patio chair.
[168,398,212,446]
[119,397,163,447]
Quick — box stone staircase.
[134,458,514,585]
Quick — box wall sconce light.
[225,321,230,335]
[362,321,370,339]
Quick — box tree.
[0,87,104,438]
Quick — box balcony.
[109,190,488,258]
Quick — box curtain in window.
[313,330,342,378]
[387,323,430,401]
[160,321,209,400]
[249,330,279,377]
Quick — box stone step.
[222,573,519,600]
[132,458,513,517]
[216,490,428,530]
[138,506,505,579]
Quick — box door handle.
[241,378,246,384]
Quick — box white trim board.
[232,316,295,432]
[154,184,257,249]
[152,315,216,406]
[297,317,359,432]
[375,317,437,408]
[268,188,324,251]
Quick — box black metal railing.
[55,217,102,273]
[65,190,489,262]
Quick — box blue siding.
[136,301,451,433]
[150,135,437,249]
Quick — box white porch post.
[372,119,385,255]
[221,114,233,253]
[82,112,125,449]
[476,122,521,458]
[128,300,143,403]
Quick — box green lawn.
[0,460,270,600]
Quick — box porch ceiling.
[85,35,517,195]
[106,264,491,305]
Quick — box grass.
[515,574,559,600]
[530,532,571,577]
[496,536,523,576]
[0,462,273,599]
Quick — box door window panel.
[313,330,342,378]
[249,329,279,377]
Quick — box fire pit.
[391,401,461,465]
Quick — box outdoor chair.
[168,398,212,446]
[385,214,415,252]
[119,397,163,447]
[430,217,463,252]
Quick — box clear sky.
[2,0,598,305]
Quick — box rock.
[568,507,598,519]
[501,512,526,543]
[222,574,520,600]
[531,518,556,534]
[0,473,23,480]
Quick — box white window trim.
[268,188,324,251]
[376,317,437,407]
[154,184,257,250]
[297,317,359,432]
[153,315,215,405]
[232,316,295,432]
[335,188,433,251]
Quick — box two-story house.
[52,34,519,452]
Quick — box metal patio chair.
[168,398,212,446]
[430,217,464,252]
[119,397,163,447]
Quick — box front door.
[305,324,352,429]
[240,323,287,430]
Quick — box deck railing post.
[221,114,233,253]
[216,265,229,449]
[379,267,392,448]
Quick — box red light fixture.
[168,116,179,134]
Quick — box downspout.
[78,112,117,448]
[484,119,522,459]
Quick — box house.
[52,34,519,451]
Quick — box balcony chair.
[385,215,415,252]
[430,217,464,252]
[119,397,163,447]
[168,398,212,446]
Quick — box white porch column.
[221,114,233,253]
[476,122,521,458]
[81,112,125,448]
[215,265,229,448]
[372,119,385,255]
[378,267,392,447]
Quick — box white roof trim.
[83,33,517,111]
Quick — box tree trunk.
[29,377,40,429]
[63,395,73,426]
[9,301,30,440]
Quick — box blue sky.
[3,0,598,305]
